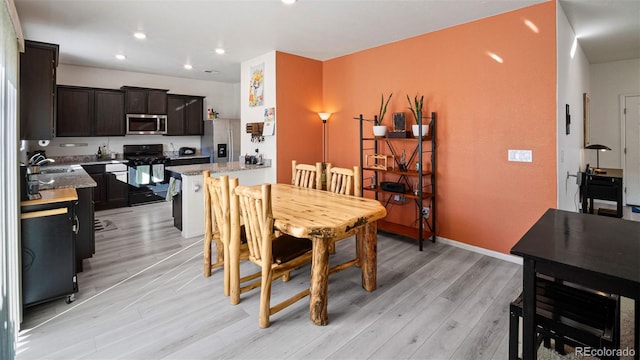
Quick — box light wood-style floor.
[17,201,523,359]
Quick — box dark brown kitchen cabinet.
[94,90,125,136]
[74,187,94,272]
[20,40,59,140]
[185,97,204,135]
[56,86,92,137]
[82,164,106,210]
[122,86,168,114]
[56,86,125,137]
[82,164,128,211]
[166,94,204,136]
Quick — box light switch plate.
[508,149,532,162]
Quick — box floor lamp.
[318,112,331,166]
[585,144,611,174]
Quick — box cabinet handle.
[73,215,80,234]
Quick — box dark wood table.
[511,208,640,360]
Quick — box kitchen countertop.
[29,165,97,190]
[21,188,78,207]
[166,161,270,176]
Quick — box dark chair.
[509,276,620,359]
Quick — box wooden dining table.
[229,183,387,326]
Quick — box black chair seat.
[272,234,312,265]
[509,277,619,359]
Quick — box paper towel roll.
[38,140,50,147]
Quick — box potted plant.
[373,93,393,137]
[407,94,428,138]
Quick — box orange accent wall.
[275,52,324,184]
[322,2,557,254]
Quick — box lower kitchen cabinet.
[21,189,78,307]
[82,164,128,211]
[75,187,95,272]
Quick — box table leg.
[635,299,639,360]
[309,236,329,326]
[361,222,377,292]
[522,258,537,360]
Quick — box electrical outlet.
[508,149,532,162]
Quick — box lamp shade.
[318,112,332,122]
[585,144,611,151]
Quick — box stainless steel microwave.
[126,114,167,135]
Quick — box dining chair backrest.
[292,160,322,190]
[234,183,313,328]
[235,183,275,265]
[326,164,362,197]
[203,171,228,280]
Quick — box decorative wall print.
[249,63,264,107]
[263,107,275,136]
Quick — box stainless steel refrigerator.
[201,118,241,163]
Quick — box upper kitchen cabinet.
[56,86,92,137]
[56,86,125,137]
[166,94,204,136]
[20,40,59,140]
[121,86,168,114]
[94,89,125,136]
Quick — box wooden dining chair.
[203,170,226,279]
[233,183,313,328]
[326,164,362,197]
[291,160,322,190]
[325,164,363,255]
[203,172,261,298]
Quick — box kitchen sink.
[39,168,75,174]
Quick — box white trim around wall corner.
[436,236,523,265]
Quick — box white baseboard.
[436,236,523,265]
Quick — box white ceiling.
[14,0,640,84]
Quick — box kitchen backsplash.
[23,135,201,159]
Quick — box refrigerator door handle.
[228,129,233,163]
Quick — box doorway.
[622,94,640,205]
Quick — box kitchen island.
[165,161,271,238]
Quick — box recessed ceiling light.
[282,0,296,4]
[134,32,146,39]
[184,64,193,70]
[215,48,225,55]
[115,54,126,60]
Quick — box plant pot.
[373,125,388,137]
[412,124,429,138]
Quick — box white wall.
[589,58,640,168]
[26,64,240,158]
[240,51,277,183]
[556,2,591,212]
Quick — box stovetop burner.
[123,144,167,166]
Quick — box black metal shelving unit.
[358,112,436,250]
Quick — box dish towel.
[135,165,151,185]
[152,164,165,183]
[166,177,182,201]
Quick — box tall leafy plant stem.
[407,95,424,125]
[376,93,393,125]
